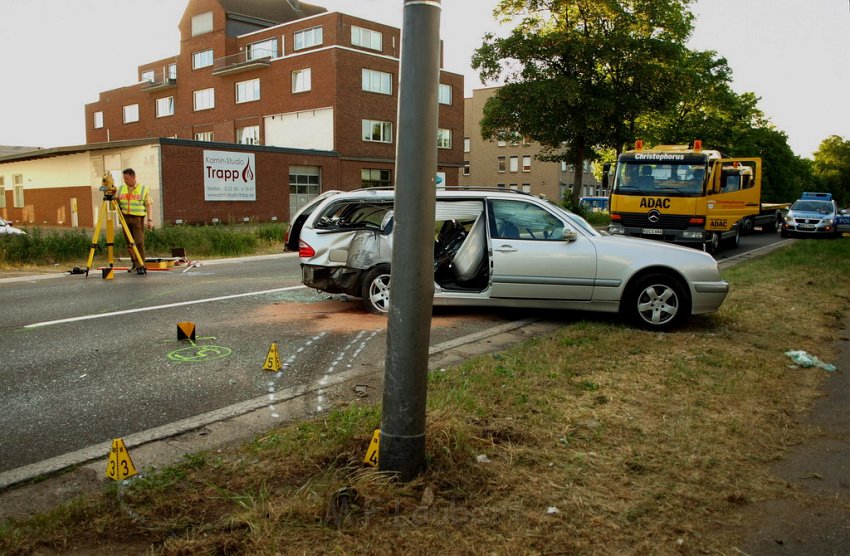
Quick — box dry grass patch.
[2,239,850,554]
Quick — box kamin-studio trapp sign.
[203,150,256,201]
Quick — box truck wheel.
[763,214,780,233]
[740,217,754,235]
[704,232,721,255]
[622,272,690,331]
[723,226,741,249]
[361,264,391,314]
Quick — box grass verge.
[1,238,849,554]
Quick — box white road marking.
[24,285,307,329]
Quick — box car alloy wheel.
[361,264,391,314]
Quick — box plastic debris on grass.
[785,350,837,372]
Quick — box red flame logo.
[242,160,254,182]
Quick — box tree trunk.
[571,142,586,207]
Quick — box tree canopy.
[472,0,695,205]
[813,135,850,206]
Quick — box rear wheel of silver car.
[361,264,391,314]
[624,273,690,332]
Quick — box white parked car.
[0,217,25,235]
[293,188,729,331]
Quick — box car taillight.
[298,240,315,258]
[689,217,705,225]
[610,213,621,221]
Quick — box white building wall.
[264,108,334,151]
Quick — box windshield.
[613,155,709,197]
[791,200,833,214]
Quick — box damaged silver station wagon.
[289,188,729,331]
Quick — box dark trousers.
[122,214,146,266]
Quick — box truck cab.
[607,141,770,253]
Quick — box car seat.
[499,221,519,239]
[451,214,486,282]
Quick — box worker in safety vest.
[117,168,153,272]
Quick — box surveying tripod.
[84,173,146,277]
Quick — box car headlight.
[784,214,795,223]
[823,218,834,226]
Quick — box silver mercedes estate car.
[292,188,729,331]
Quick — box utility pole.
[378,0,442,481]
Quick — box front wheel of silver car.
[623,273,690,332]
[361,264,391,314]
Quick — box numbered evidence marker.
[363,429,380,467]
[263,342,282,372]
[105,438,138,481]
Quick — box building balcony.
[212,50,273,76]
[141,78,177,92]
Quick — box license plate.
[798,224,815,230]
[642,228,663,235]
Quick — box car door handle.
[494,245,518,252]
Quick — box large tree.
[813,135,850,206]
[472,0,695,205]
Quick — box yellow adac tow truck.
[606,141,788,253]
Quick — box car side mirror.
[381,210,394,234]
[563,229,578,242]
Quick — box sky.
[0,0,847,158]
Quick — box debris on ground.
[785,350,837,372]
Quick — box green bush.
[0,222,288,266]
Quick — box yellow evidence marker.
[363,429,381,467]
[177,321,196,342]
[263,342,282,371]
[105,438,138,481]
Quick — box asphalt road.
[0,231,785,477]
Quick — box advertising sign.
[203,150,256,201]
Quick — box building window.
[193,49,213,69]
[168,63,177,80]
[561,161,567,172]
[463,137,470,153]
[93,111,103,129]
[362,119,393,143]
[462,161,470,176]
[156,96,174,117]
[236,78,261,103]
[237,125,260,145]
[362,68,392,95]
[438,84,452,105]
[0,177,5,208]
[497,140,506,147]
[509,156,518,172]
[509,183,518,190]
[294,26,323,50]
[522,183,531,193]
[437,128,452,149]
[247,38,277,60]
[123,104,139,123]
[195,132,214,142]
[361,168,391,188]
[292,68,311,93]
[351,26,382,51]
[140,70,155,83]
[522,155,532,172]
[12,175,24,208]
[193,88,215,111]
[583,160,590,173]
[192,11,213,36]
[497,156,506,173]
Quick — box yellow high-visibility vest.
[118,184,149,216]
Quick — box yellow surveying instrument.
[84,172,146,277]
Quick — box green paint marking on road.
[168,344,232,363]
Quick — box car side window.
[488,199,565,240]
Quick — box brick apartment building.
[0,0,463,229]
[459,87,602,202]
